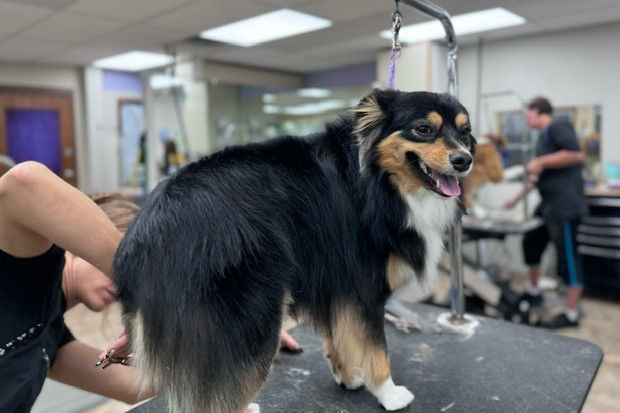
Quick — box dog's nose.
[449,152,473,172]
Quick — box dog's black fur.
[114,89,474,412]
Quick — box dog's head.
[354,89,476,198]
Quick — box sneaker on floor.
[517,292,543,312]
[541,313,579,329]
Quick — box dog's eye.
[415,125,433,135]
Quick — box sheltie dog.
[462,134,504,208]
[114,89,476,412]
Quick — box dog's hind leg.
[129,287,284,413]
[326,302,414,411]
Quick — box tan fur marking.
[462,142,503,208]
[376,132,453,196]
[455,113,469,129]
[326,302,391,389]
[369,347,391,387]
[426,111,443,129]
[353,95,383,134]
[324,337,358,387]
[386,253,416,290]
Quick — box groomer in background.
[504,97,588,328]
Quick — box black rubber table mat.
[130,302,602,412]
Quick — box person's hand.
[503,197,518,210]
[279,330,302,353]
[63,253,117,312]
[96,329,132,368]
[527,159,543,176]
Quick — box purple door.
[6,109,61,174]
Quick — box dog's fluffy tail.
[113,180,287,412]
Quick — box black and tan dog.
[114,89,476,412]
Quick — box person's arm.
[503,180,536,210]
[527,150,584,175]
[49,340,156,405]
[528,121,584,175]
[0,161,120,274]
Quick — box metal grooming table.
[462,216,543,242]
[129,302,602,413]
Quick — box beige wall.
[84,67,144,193]
[458,22,620,167]
[0,61,86,189]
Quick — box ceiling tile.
[33,44,135,65]
[247,0,312,6]
[85,24,190,50]
[0,2,53,36]
[0,36,65,61]
[19,11,127,44]
[151,0,272,33]
[298,0,391,23]
[2,0,79,10]
[266,12,388,53]
[69,0,194,22]
[209,44,287,63]
[303,35,386,57]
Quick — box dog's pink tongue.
[430,170,461,197]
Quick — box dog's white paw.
[247,402,260,413]
[371,378,414,411]
[380,385,414,411]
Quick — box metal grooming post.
[400,0,468,323]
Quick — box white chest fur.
[403,189,458,283]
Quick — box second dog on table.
[462,134,506,209]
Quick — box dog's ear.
[353,89,397,170]
[353,88,396,135]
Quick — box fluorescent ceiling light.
[150,74,185,89]
[380,7,525,44]
[262,93,276,103]
[297,88,331,98]
[200,9,332,47]
[263,105,281,114]
[284,99,346,116]
[93,51,173,72]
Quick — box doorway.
[0,87,76,185]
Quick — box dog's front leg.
[327,304,414,411]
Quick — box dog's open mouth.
[406,152,461,197]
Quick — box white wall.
[0,62,86,189]
[458,22,620,166]
[84,68,143,193]
[377,43,433,90]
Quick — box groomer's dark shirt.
[0,245,75,412]
[535,119,588,221]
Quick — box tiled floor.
[56,286,619,413]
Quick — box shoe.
[516,292,543,312]
[541,313,579,329]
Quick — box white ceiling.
[0,0,619,73]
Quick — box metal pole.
[474,37,484,137]
[400,0,465,321]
